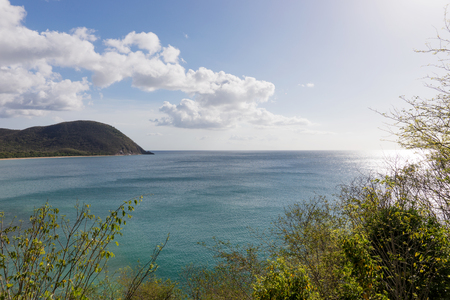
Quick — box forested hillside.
[0,121,153,158]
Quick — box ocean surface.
[0,150,413,280]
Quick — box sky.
[0,0,449,151]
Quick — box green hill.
[0,120,153,158]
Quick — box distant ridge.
[0,120,154,159]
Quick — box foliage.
[271,198,344,298]
[340,170,450,300]
[115,265,183,300]
[257,168,450,300]
[252,257,318,300]
[0,197,164,300]
[385,94,450,160]
[120,240,170,300]
[370,207,450,298]
[0,150,95,159]
[181,240,265,300]
[340,233,386,300]
[181,264,245,300]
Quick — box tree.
[270,198,347,299]
[380,6,450,225]
[341,170,450,300]
[384,6,450,162]
[0,198,166,300]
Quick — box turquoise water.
[0,151,403,280]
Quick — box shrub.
[116,265,183,300]
[253,257,318,300]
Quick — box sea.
[0,150,416,280]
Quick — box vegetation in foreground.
[6,8,450,300]
[0,197,170,299]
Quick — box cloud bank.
[0,0,310,128]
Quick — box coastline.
[0,154,147,161]
[0,155,109,161]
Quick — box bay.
[0,150,411,280]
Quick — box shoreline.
[0,155,110,161]
[0,154,147,161]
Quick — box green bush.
[339,168,450,299]
[369,206,450,298]
[253,257,318,300]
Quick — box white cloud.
[104,31,161,55]
[0,0,311,129]
[161,45,180,63]
[71,27,97,42]
[150,69,303,129]
[0,0,25,28]
[156,99,226,129]
[0,66,89,117]
[299,83,314,88]
[154,96,311,129]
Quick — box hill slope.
[0,121,153,158]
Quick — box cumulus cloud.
[71,27,97,42]
[0,0,311,129]
[161,45,180,63]
[104,31,160,55]
[153,96,311,129]
[0,65,89,116]
[151,69,307,129]
[0,0,25,28]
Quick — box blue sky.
[0,0,448,150]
